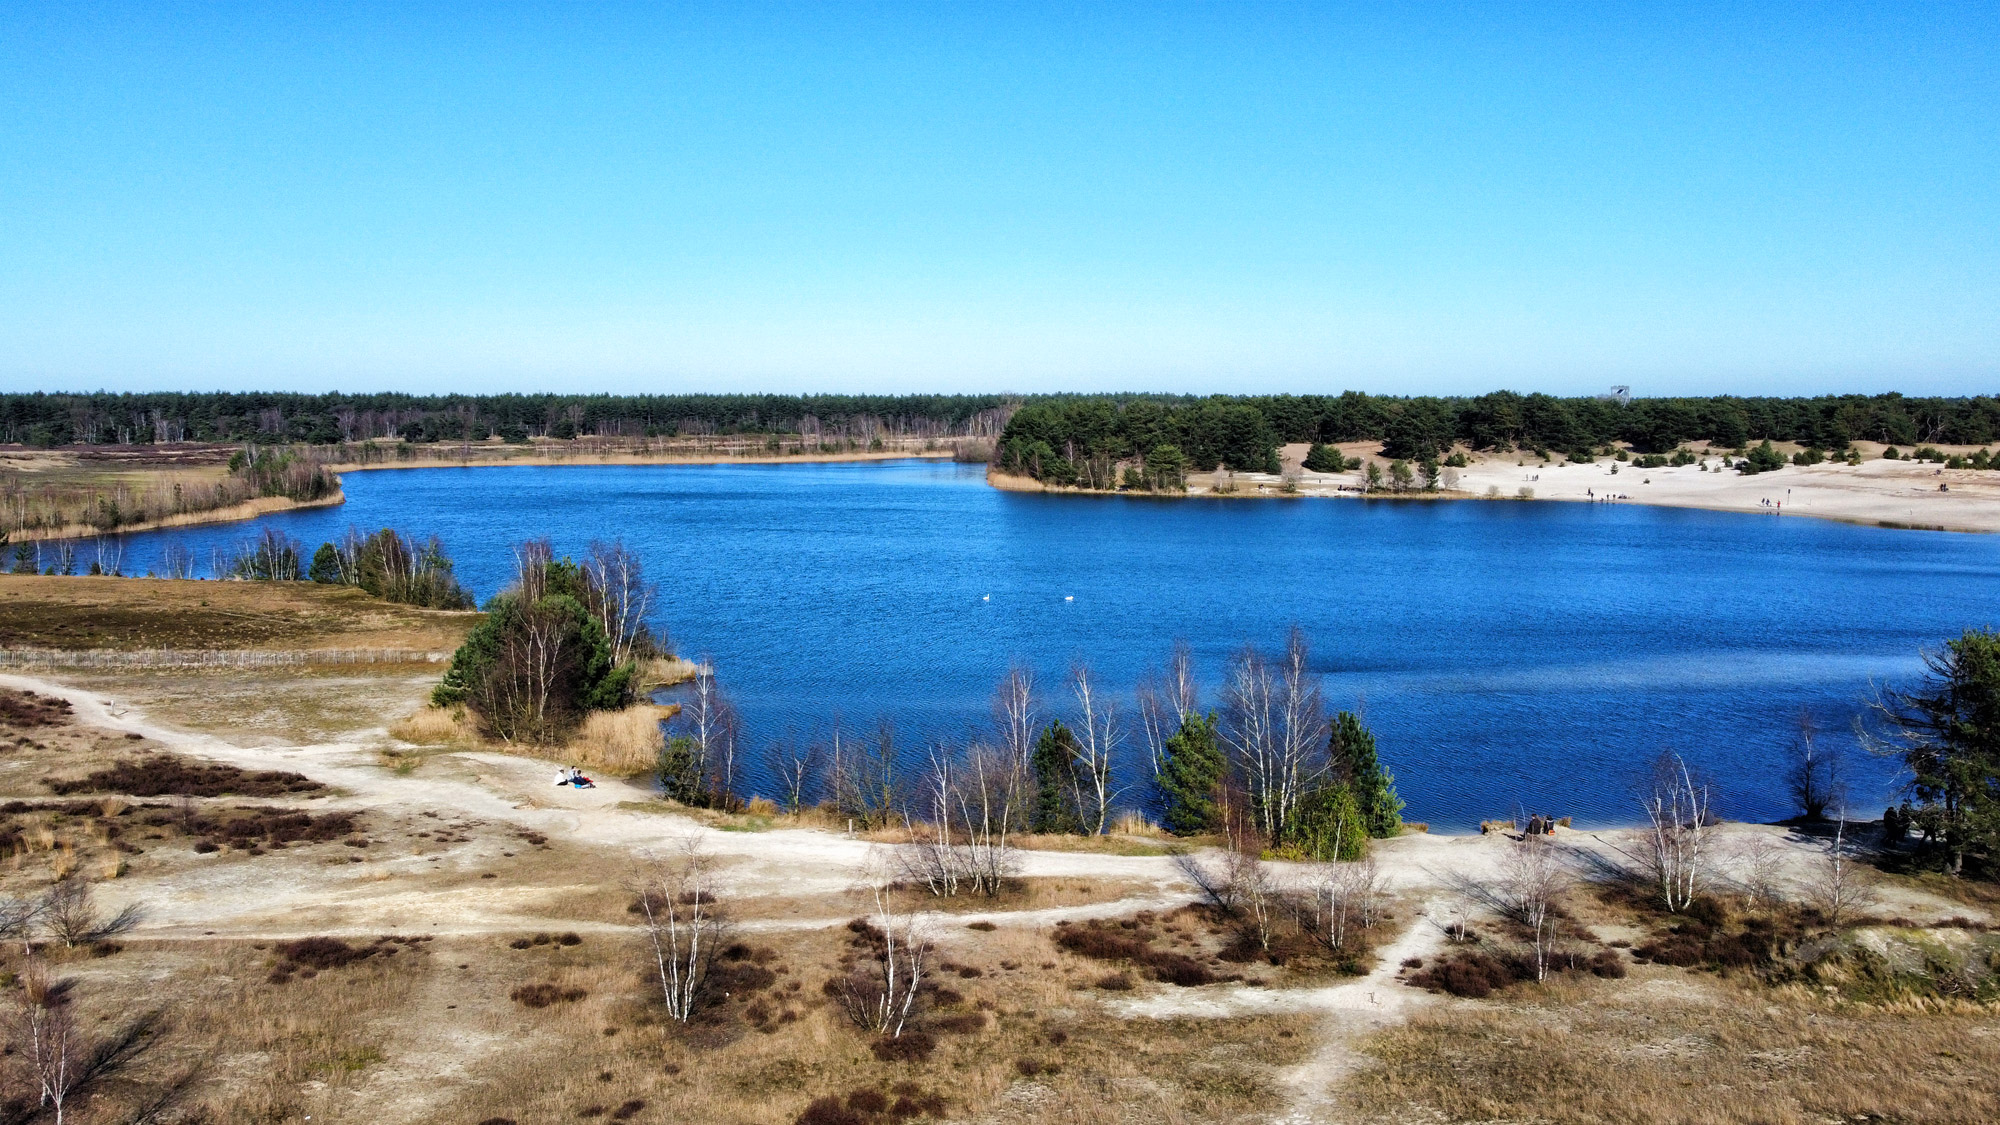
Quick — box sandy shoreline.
[28,448,961,540]
[991,443,2000,534]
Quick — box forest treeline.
[995,391,2000,485]
[0,392,1019,446]
[10,390,2000,457]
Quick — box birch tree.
[633,838,726,1022]
[1222,629,1330,843]
[8,960,78,1124]
[836,864,935,1039]
[1639,752,1711,913]
[1068,663,1120,835]
[585,539,659,667]
[992,665,1038,777]
[1498,834,1570,982]
[764,736,826,815]
[1137,641,1201,782]
[1808,811,1876,926]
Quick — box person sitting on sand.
[555,767,570,787]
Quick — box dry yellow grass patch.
[1344,971,2000,1124]
[0,573,476,652]
[448,920,1314,1125]
[641,655,699,686]
[387,703,479,746]
[569,703,676,777]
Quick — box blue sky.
[2,2,1996,397]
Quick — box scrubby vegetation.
[0,441,335,539]
[48,754,324,798]
[433,539,664,743]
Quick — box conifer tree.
[308,542,342,584]
[1158,712,1225,835]
[1877,628,2000,875]
[1031,721,1082,834]
[1329,711,1403,838]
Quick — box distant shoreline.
[987,444,2000,534]
[29,448,962,541]
[15,490,347,544]
[330,448,957,473]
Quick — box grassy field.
[0,684,1313,1124]
[0,444,292,539]
[1346,971,2000,1124]
[0,574,478,653]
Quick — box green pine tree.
[1329,711,1403,838]
[1879,628,2000,876]
[1302,443,1345,473]
[1032,721,1082,834]
[657,735,708,806]
[1158,712,1225,835]
[308,542,343,584]
[1284,782,1367,861]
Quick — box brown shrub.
[278,937,379,971]
[50,755,323,798]
[796,1097,865,1125]
[511,982,588,1008]
[0,689,72,728]
[1053,919,1221,986]
[870,1032,935,1062]
[1405,951,1535,999]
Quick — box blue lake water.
[75,459,2000,830]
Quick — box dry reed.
[389,705,479,747]
[568,704,673,777]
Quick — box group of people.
[1585,488,1628,502]
[553,766,595,789]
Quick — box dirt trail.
[5,672,1986,1124]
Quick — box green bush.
[1737,440,1787,474]
[1280,783,1367,861]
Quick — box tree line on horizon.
[5,389,1999,459]
[994,390,2000,486]
[0,391,1020,447]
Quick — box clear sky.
[2,2,1996,397]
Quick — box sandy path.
[7,671,1987,1124]
[0,673,1195,932]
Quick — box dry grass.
[0,574,476,652]
[389,702,679,776]
[569,704,676,777]
[641,656,699,687]
[388,703,481,747]
[1345,971,2000,1124]
[446,920,1313,1125]
[723,876,1162,922]
[17,906,1312,1123]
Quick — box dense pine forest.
[993,392,2000,486]
[0,392,1019,447]
[6,390,1999,480]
